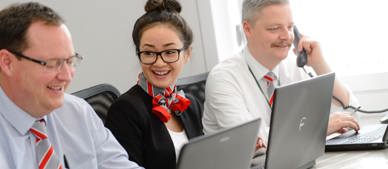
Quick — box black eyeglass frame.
[8,50,83,70]
[137,48,185,65]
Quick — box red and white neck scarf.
[137,73,191,123]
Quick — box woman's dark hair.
[132,0,193,54]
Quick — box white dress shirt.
[0,87,143,169]
[203,47,358,144]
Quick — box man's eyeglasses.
[137,48,184,65]
[8,50,83,72]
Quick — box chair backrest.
[177,72,208,106]
[72,84,120,123]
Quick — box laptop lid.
[325,123,388,151]
[265,73,335,169]
[176,118,260,169]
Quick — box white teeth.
[48,86,63,91]
[153,70,169,76]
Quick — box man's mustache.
[271,41,292,48]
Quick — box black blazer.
[105,85,203,169]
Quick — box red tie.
[30,120,63,169]
[263,72,276,107]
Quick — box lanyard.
[247,65,280,109]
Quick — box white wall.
[288,0,388,111]
[206,0,246,62]
[341,73,388,111]
[0,0,211,93]
[2,0,388,112]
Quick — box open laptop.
[325,123,388,151]
[253,73,335,169]
[176,118,260,169]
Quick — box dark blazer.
[105,85,203,169]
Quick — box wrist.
[311,59,331,75]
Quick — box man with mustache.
[202,0,360,150]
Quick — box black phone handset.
[293,27,388,116]
[293,26,308,67]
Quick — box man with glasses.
[0,2,143,169]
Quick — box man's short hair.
[0,2,64,52]
[242,0,289,24]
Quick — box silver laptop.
[253,73,335,169]
[325,123,388,151]
[176,118,260,169]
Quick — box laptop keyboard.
[327,125,386,144]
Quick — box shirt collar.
[0,86,42,136]
[243,47,280,80]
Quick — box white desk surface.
[315,149,388,169]
[315,112,388,169]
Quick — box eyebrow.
[142,42,177,49]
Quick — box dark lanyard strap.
[247,65,272,109]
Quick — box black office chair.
[72,84,120,123]
[177,72,208,107]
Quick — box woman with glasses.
[105,0,203,169]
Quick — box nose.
[56,62,74,81]
[153,54,167,66]
[279,27,292,41]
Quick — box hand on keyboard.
[327,112,360,135]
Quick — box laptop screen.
[176,119,261,169]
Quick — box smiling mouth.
[47,85,65,94]
[152,70,170,76]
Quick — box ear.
[242,20,253,38]
[182,46,192,64]
[0,49,15,76]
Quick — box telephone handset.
[293,26,308,67]
[292,27,388,115]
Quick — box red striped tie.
[263,72,276,107]
[30,120,63,169]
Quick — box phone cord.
[302,67,388,113]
